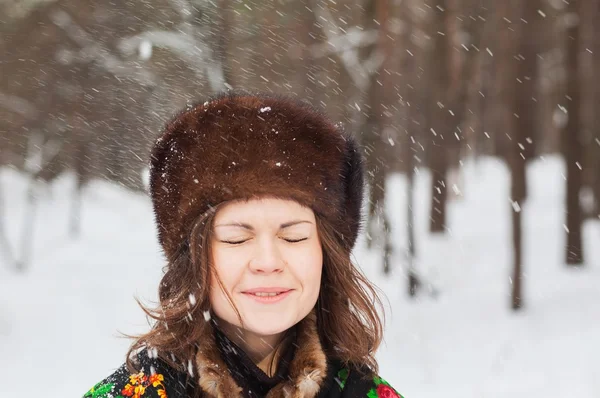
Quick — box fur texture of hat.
[149,92,365,260]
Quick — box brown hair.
[126,204,384,375]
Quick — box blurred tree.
[425,0,489,233]
[427,0,454,234]
[491,0,532,309]
[400,0,420,296]
[312,0,398,273]
[579,0,600,220]
[509,0,543,309]
[0,178,15,269]
[593,0,600,218]
[362,0,397,274]
[0,0,596,285]
[562,0,584,266]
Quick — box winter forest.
[1,0,599,396]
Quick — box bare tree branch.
[165,0,194,21]
[0,91,38,120]
[118,29,211,85]
[118,1,228,92]
[311,1,372,90]
[49,9,159,87]
[309,27,379,58]
[118,30,199,56]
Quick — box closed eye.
[221,238,308,244]
[221,239,248,245]
[283,237,308,243]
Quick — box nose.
[248,238,284,274]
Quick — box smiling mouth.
[250,292,285,297]
[241,289,293,303]
[243,289,291,296]
[242,287,292,294]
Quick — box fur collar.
[195,312,328,398]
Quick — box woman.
[83,92,403,398]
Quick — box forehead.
[214,197,315,224]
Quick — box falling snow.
[1,1,598,396]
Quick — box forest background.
[1,0,599,396]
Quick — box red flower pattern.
[376,384,401,398]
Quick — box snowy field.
[1,155,598,397]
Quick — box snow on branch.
[118,28,226,92]
[165,0,195,21]
[0,91,38,120]
[363,49,386,75]
[49,9,158,87]
[118,30,199,56]
[312,2,368,90]
[118,0,228,93]
[311,2,390,91]
[310,27,379,58]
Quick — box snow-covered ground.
[1,155,598,397]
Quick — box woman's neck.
[215,319,287,376]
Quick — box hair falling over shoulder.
[314,216,384,373]
[125,209,217,374]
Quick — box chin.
[241,312,298,337]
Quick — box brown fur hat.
[149,92,365,260]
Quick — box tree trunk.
[591,0,600,217]
[508,0,542,309]
[428,0,453,233]
[563,0,584,266]
[358,0,395,274]
[17,182,37,272]
[400,0,420,296]
[510,194,523,309]
[70,135,90,238]
[429,149,449,233]
[367,161,392,273]
[213,0,232,86]
[109,86,145,192]
[0,178,16,269]
[407,160,419,296]
[493,0,526,309]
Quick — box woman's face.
[209,197,323,337]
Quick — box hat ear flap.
[341,135,366,249]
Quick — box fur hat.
[149,92,365,260]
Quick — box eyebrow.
[214,220,312,230]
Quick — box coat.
[82,315,402,398]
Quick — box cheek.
[208,271,224,309]
[208,267,243,326]
[304,260,323,311]
[293,245,323,294]
[210,247,245,288]
[208,248,242,310]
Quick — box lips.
[241,288,293,303]
[250,292,284,297]
[242,287,292,295]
